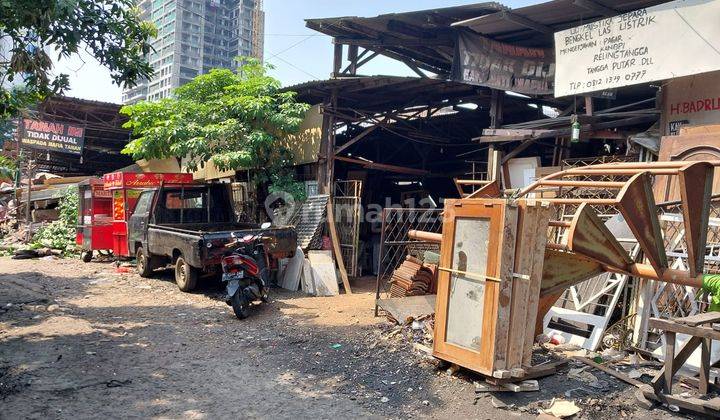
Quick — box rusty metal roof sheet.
[452,0,673,47]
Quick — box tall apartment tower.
[122,0,264,104]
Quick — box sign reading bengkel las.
[19,118,85,155]
[554,0,720,97]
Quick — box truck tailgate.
[202,227,297,264]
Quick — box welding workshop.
[3,0,720,418]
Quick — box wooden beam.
[334,124,379,155]
[573,0,619,17]
[584,96,594,115]
[326,201,352,294]
[332,41,343,77]
[501,139,538,164]
[490,89,504,129]
[401,58,428,78]
[347,44,359,75]
[499,11,554,34]
[334,155,430,176]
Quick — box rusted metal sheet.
[540,248,604,297]
[466,180,503,198]
[678,162,714,277]
[567,203,632,270]
[616,172,667,275]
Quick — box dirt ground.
[0,257,685,419]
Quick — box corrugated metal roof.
[292,194,329,250]
[452,0,673,47]
[305,3,508,76]
[305,0,674,72]
[283,75,563,112]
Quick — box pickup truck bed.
[147,223,296,267]
[127,184,297,292]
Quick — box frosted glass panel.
[446,217,490,351]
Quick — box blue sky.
[57,0,542,103]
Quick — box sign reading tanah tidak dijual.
[19,118,85,155]
[554,0,720,97]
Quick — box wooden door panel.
[655,134,720,202]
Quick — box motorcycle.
[221,223,272,319]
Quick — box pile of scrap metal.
[389,255,437,298]
[407,160,719,390]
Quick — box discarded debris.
[543,399,581,418]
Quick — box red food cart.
[102,172,195,258]
[76,178,114,262]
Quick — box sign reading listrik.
[554,0,720,97]
[19,118,85,155]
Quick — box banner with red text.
[19,118,85,155]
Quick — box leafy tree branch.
[121,59,310,201]
[0,0,156,119]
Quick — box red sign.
[669,96,720,115]
[91,184,112,198]
[20,118,85,155]
[103,172,194,190]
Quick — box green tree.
[121,59,310,200]
[0,155,15,181]
[0,0,156,119]
[32,185,78,253]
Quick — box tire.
[231,291,250,319]
[174,255,198,292]
[81,251,92,263]
[136,248,154,278]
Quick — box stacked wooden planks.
[389,256,438,297]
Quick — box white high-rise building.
[122,0,264,104]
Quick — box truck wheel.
[175,255,198,292]
[81,251,92,263]
[231,292,250,319]
[136,248,154,278]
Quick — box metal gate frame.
[374,207,443,316]
[334,180,362,277]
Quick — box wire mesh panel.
[635,198,720,352]
[334,180,362,277]
[374,207,443,312]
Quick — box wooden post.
[316,101,331,193]
[347,45,358,75]
[24,158,33,240]
[489,89,504,129]
[663,331,676,394]
[317,89,338,195]
[326,200,352,294]
[700,338,711,394]
[489,90,504,187]
[332,41,343,77]
[584,96,594,116]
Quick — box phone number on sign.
[568,70,647,91]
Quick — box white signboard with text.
[554,0,720,97]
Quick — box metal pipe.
[538,180,626,188]
[408,229,442,243]
[546,242,569,251]
[548,221,571,228]
[535,198,617,205]
[456,179,491,185]
[587,161,720,169]
[604,263,703,288]
[562,168,680,176]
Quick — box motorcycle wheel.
[231,291,250,319]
